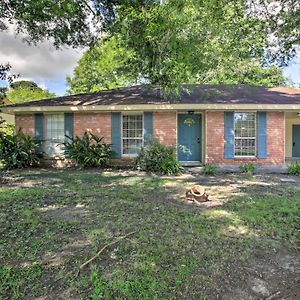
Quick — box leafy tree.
[68,42,289,93]
[67,36,138,94]
[10,80,38,90]
[6,81,55,104]
[0,0,155,48]
[0,0,299,61]
[0,64,18,84]
[1,0,299,94]
[114,0,269,93]
[204,60,289,87]
[0,64,19,103]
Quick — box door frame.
[177,112,204,163]
[292,124,300,157]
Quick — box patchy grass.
[0,170,299,299]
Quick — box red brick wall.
[15,114,35,137]
[206,112,224,164]
[153,112,177,146]
[266,112,285,165]
[205,111,285,165]
[74,113,111,143]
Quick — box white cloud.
[0,25,84,91]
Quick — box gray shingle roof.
[4,84,300,107]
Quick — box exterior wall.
[153,112,177,146]
[74,112,112,143]
[0,113,15,124]
[12,110,287,166]
[15,114,35,137]
[206,112,225,164]
[205,111,285,165]
[285,112,300,158]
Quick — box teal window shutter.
[257,111,267,159]
[224,112,234,159]
[34,113,44,154]
[111,112,121,158]
[64,113,74,142]
[143,112,153,145]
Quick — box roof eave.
[3,103,300,114]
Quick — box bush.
[203,164,217,175]
[240,163,256,175]
[64,132,112,168]
[0,131,39,169]
[287,162,300,175]
[136,140,181,175]
[0,121,15,135]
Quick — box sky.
[0,26,84,96]
[1,26,300,96]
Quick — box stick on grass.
[79,231,137,271]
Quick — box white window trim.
[121,112,144,158]
[44,113,65,158]
[234,112,257,158]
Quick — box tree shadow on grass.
[0,170,299,299]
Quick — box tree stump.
[186,185,209,204]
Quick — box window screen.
[44,114,65,157]
[234,112,256,157]
[122,114,143,155]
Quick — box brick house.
[2,84,300,167]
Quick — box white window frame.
[121,112,144,157]
[44,113,65,158]
[234,112,256,158]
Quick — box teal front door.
[292,125,300,157]
[178,114,201,161]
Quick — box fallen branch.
[265,291,280,300]
[79,231,137,271]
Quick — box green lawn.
[0,170,299,299]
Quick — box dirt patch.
[0,173,63,188]
[221,247,300,300]
[37,203,90,221]
[165,173,300,210]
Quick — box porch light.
[298,112,300,116]
[188,111,194,115]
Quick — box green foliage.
[136,140,181,175]
[67,36,138,94]
[10,80,38,90]
[203,164,217,175]
[0,121,15,135]
[240,163,256,175]
[0,63,18,84]
[6,82,55,104]
[205,59,289,87]
[287,162,300,175]
[64,132,112,168]
[1,1,298,66]
[115,0,268,93]
[0,131,39,169]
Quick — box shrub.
[0,131,39,169]
[240,163,256,175]
[64,132,112,168]
[203,164,217,175]
[287,162,300,175]
[0,121,15,135]
[136,140,181,175]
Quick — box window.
[234,112,256,157]
[44,114,65,157]
[122,114,143,156]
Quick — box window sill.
[122,154,138,158]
